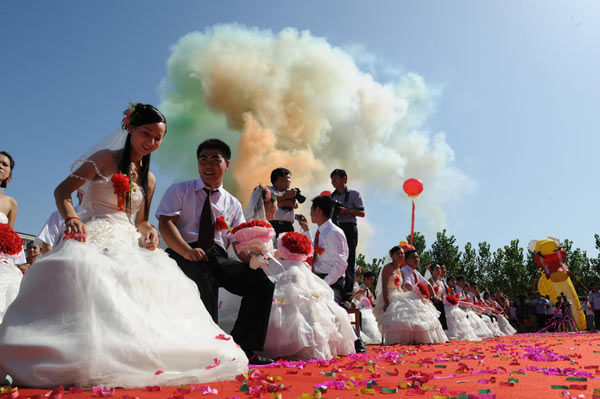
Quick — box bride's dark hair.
[118,104,166,220]
[0,151,15,188]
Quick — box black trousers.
[433,299,448,330]
[269,220,294,238]
[315,273,345,304]
[166,245,275,352]
[338,223,357,302]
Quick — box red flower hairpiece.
[121,102,136,130]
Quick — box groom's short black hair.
[311,195,334,218]
[196,139,231,160]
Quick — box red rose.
[215,217,229,232]
[280,232,312,255]
[445,294,459,305]
[416,282,430,300]
[111,174,131,194]
[0,224,23,256]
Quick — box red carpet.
[8,333,600,399]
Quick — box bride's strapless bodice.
[78,179,144,248]
[0,212,7,225]
[80,178,143,223]
[387,269,404,293]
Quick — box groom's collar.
[194,178,224,193]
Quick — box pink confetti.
[92,387,115,397]
[215,334,231,341]
[154,369,165,375]
[205,358,220,369]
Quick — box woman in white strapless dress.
[374,246,447,345]
[0,104,247,388]
[0,151,24,322]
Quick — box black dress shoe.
[245,351,274,365]
[354,337,367,353]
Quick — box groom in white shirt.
[156,139,275,365]
[310,195,348,304]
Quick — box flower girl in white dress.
[0,104,247,388]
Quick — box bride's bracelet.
[65,216,80,223]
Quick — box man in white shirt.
[310,195,348,304]
[400,250,431,293]
[455,275,467,297]
[157,139,275,365]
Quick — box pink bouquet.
[229,220,275,270]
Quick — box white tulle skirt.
[444,305,481,341]
[359,308,382,344]
[496,314,516,335]
[462,308,495,339]
[482,314,504,337]
[0,257,22,323]
[0,218,247,389]
[379,291,447,345]
[258,259,355,360]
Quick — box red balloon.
[403,178,423,197]
[320,190,331,196]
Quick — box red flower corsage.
[433,285,440,293]
[215,217,230,232]
[394,275,401,287]
[0,224,23,256]
[416,282,430,300]
[111,173,134,211]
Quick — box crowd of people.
[0,102,590,390]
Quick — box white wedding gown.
[0,212,23,323]
[374,270,447,345]
[0,179,247,388]
[258,258,356,360]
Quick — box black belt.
[269,220,293,226]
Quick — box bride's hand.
[140,227,160,250]
[64,217,87,242]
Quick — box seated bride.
[259,231,356,360]
[0,103,247,388]
[374,246,447,345]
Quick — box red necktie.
[312,230,321,271]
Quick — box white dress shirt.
[37,205,82,248]
[155,178,245,250]
[588,291,600,310]
[312,219,348,286]
[400,265,426,290]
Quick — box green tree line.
[357,230,600,298]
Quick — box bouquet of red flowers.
[415,282,430,300]
[0,224,23,257]
[111,173,134,211]
[276,232,312,261]
[444,294,459,306]
[229,220,275,270]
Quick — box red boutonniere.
[111,173,135,211]
[314,245,324,256]
[394,275,401,287]
[433,285,440,293]
[215,217,230,232]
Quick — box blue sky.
[2,1,599,260]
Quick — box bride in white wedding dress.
[0,104,247,388]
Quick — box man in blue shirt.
[330,169,365,303]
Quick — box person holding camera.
[268,167,306,236]
[329,169,365,303]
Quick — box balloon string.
[410,199,415,245]
[531,270,539,293]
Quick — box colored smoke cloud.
[156,24,472,232]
